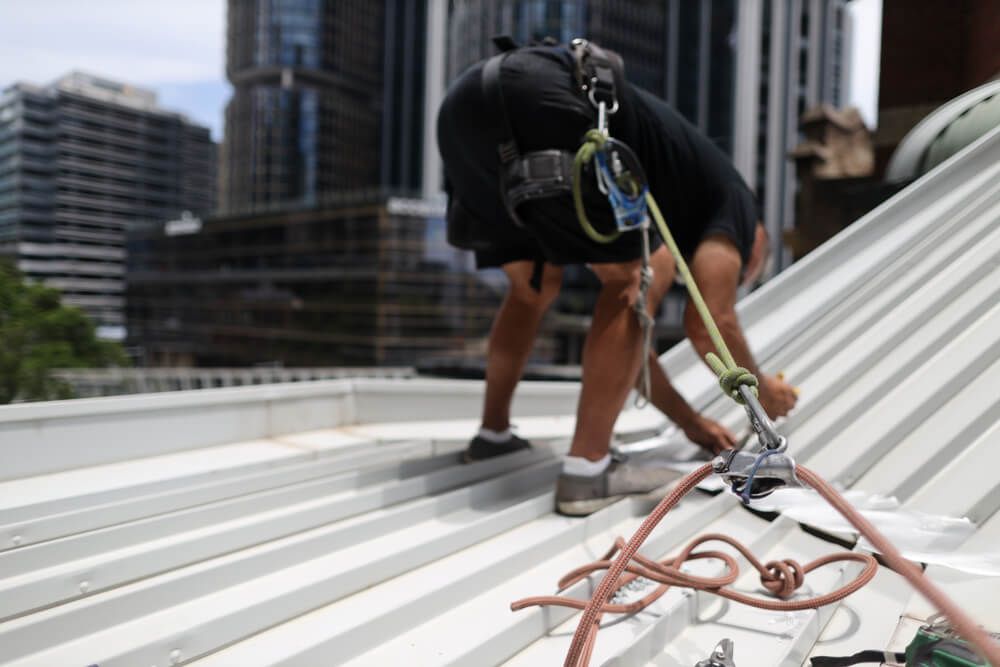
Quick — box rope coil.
[511,533,876,615]
[551,464,1000,667]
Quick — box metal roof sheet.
[1,126,999,666]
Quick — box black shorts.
[437,47,756,270]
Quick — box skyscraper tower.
[0,72,215,334]
[221,0,385,213]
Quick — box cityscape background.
[0,0,998,400]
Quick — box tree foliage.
[0,260,128,403]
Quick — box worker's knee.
[646,247,676,305]
[590,248,676,310]
[506,263,563,310]
[684,302,737,340]
[590,261,644,308]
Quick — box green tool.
[904,616,994,666]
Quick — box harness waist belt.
[504,150,575,210]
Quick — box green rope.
[645,192,759,403]
[572,131,759,405]
[572,130,621,244]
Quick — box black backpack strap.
[481,51,519,165]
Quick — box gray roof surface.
[1,125,999,666]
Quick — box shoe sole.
[461,447,531,464]
[556,478,683,517]
[557,495,624,517]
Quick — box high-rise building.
[0,72,215,335]
[874,0,1000,177]
[222,0,412,214]
[128,1,511,368]
[382,0,430,195]
[126,196,517,367]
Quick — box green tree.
[0,260,128,403]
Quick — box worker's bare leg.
[569,245,674,461]
[481,261,563,431]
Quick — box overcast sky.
[847,0,882,128]
[0,0,229,139]
[0,0,882,141]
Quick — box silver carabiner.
[589,87,619,116]
[695,639,736,667]
[596,100,609,136]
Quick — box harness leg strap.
[529,259,545,293]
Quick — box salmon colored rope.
[511,533,876,614]
[546,464,1000,667]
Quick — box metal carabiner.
[589,87,619,118]
[695,639,736,667]
[596,100,609,136]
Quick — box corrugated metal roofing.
[1,125,999,666]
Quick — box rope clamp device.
[714,386,798,503]
[593,137,650,233]
[695,639,736,667]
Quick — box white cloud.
[0,0,226,86]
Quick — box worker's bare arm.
[683,234,798,418]
[641,351,736,454]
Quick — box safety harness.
[483,37,657,401]
[482,36,624,228]
[482,36,625,289]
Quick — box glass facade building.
[126,198,524,367]
[222,0,386,214]
[0,73,215,333]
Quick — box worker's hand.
[681,414,738,456]
[759,373,799,419]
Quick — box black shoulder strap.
[481,51,519,164]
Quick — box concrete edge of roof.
[0,377,581,483]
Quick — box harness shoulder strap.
[481,52,519,164]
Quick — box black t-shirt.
[438,45,759,264]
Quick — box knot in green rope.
[705,352,758,403]
[718,366,759,403]
[582,128,607,150]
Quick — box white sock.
[477,427,513,443]
[562,453,612,477]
